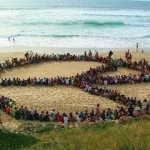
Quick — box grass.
[27,119,150,150]
[0,129,37,150]
[1,119,150,150]
[34,123,65,133]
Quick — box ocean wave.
[0,34,125,39]
[0,6,76,10]
[17,20,150,27]
[2,20,150,28]
[83,20,125,26]
[143,35,150,38]
[84,13,150,18]
[20,20,125,27]
[6,34,81,38]
[3,34,150,39]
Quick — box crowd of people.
[0,89,150,123]
[0,50,150,124]
[0,73,150,87]
[0,50,149,73]
[0,51,108,71]
[0,51,149,88]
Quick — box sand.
[0,86,121,113]
[0,46,149,62]
[100,83,150,101]
[0,61,102,79]
[0,110,23,131]
[0,62,141,79]
[0,47,150,129]
[103,67,141,76]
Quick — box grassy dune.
[1,119,149,150]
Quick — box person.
[95,50,98,60]
[108,50,113,61]
[129,53,132,61]
[142,99,148,114]
[95,104,100,120]
[84,51,87,57]
[63,113,68,124]
[125,49,130,61]
[30,51,33,57]
[88,50,92,59]
[13,38,15,42]
[136,43,138,52]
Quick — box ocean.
[0,0,150,49]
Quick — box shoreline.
[0,47,149,64]
[0,46,150,54]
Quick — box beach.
[0,47,150,113]
[0,47,149,130]
[0,1,150,149]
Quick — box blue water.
[0,0,150,49]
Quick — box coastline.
[0,46,149,63]
[0,46,150,54]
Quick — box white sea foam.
[0,0,150,50]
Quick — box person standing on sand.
[95,50,98,60]
[95,104,100,120]
[125,49,130,61]
[30,51,33,57]
[136,43,138,52]
[129,53,132,61]
[88,50,92,59]
[108,50,113,61]
[84,51,87,57]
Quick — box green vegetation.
[1,119,150,150]
[34,124,64,134]
[0,129,37,150]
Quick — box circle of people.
[0,50,150,124]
